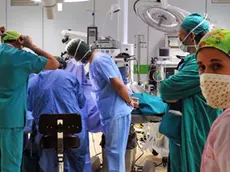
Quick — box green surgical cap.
[197,28,230,57]
[1,30,21,42]
[181,13,210,35]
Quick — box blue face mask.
[179,32,199,53]
[179,43,188,52]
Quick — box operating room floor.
[89,133,167,172]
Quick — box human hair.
[59,61,67,69]
[55,57,67,69]
[1,39,16,44]
[195,31,207,44]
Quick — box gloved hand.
[130,97,139,109]
[0,26,5,36]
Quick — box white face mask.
[200,73,230,109]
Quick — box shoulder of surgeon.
[93,52,114,63]
[41,69,77,79]
[182,53,199,69]
[184,53,196,62]
[0,43,37,60]
[0,43,22,54]
[29,69,80,87]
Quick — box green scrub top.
[0,43,48,128]
[160,53,222,172]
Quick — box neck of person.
[188,47,196,54]
[6,43,14,47]
[89,51,96,64]
[6,42,21,50]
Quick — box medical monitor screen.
[159,48,169,57]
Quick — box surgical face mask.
[179,33,197,53]
[179,43,188,52]
[200,73,230,109]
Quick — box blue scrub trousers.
[102,114,131,172]
[0,128,23,172]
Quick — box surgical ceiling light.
[134,0,215,33]
[134,0,190,33]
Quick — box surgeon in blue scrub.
[65,59,102,172]
[27,58,89,172]
[65,39,138,172]
[0,29,59,172]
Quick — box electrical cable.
[134,138,145,168]
[134,141,144,164]
[155,161,163,167]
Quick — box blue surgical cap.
[181,13,210,35]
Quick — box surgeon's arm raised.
[30,45,59,70]
[21,36,59,70]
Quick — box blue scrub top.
[65,60,102,132]
[0,44,47,128]
[27,69,86,125]
[89,52,132,120]
[24,111,34,133]
[65,60,87,85]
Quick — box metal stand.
[135,35,146,85]
[57,119,64,172]
[135,35,142,85]
[39,114,82,172]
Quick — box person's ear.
[0,26,5,36]
[18,36,24,45]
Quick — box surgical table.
[129,112,166,172]
[131,113,164,124]
[101,112,165,172]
